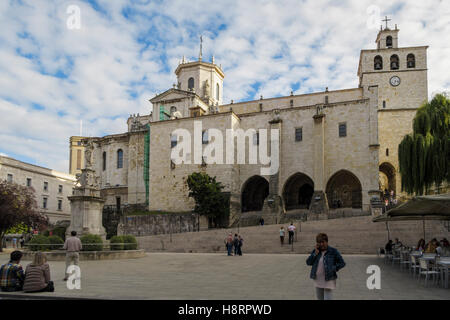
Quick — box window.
[58,200,62,211]
[43,198,48,209]
[27,178,32,187]
[290,100,294,107]
[407,54,415,68]
[102,152,106,171]
[117,149,123,169]
[386,148,389,156]
[386,36,393,47]
[253,132,259,146]
[295,128,303,142]
[383,101,386,109]
[390,55,399,70]
[76,149,81,170]
[43,182,48,192]
[58,185,63,193]
[188,77,195,90]
[374,55,383,70]
[216,83,220,101]
[171,134,177,148]
[7,174,13,183]
[339,123,347,137]
[202,130,209,144]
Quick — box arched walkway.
[282,173,314,210]
[326,170,362,209]
[241,176,269,212]
[379,162,396,195]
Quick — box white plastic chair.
[410,255,420,278]
[418,258,439,287]
[400,251,411,270]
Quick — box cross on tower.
[382,16,391,30]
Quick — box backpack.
[233,237,239,246]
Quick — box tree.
[186,172,229,227]
[0,180,48,252]
[398,93,450,195]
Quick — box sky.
[0,0,449,172]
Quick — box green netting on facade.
[144,123,150,206]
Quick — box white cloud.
[0,0,449,171]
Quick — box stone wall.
[118,213,209,237]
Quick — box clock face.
[390,76,401,87]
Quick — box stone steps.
[136,216,448,254]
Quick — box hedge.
[80,234,103,251]
[109,235,137,250]
[28,235,50,251]
[109,235,124,251]
[48,235,64,250]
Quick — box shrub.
[48,235,64,250]
[43,230,50,237]
[80,234,103,251]
[122,235,138,250]
[109,235,124,251]
[28,235,50,251]
[52,226,67,241]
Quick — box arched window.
[216,83,220,101]
[117,149,123,169]
[390,54,399,70]
[386,36,393,47]
[374,55,383,70]
[102,152,106,171]
[407,54,416,68]
[188,77,195,91]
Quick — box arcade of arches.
[240,170,365,212]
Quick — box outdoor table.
[437,260,450,289]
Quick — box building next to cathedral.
[69,25,428,226]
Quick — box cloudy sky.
[0,0,449,172]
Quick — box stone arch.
[374,55,383,70]
[390,54,399,70]
[379,162,396,196]
[407,53,416,68]
[326,170,362,209]
[188,77,195,90]
[386,36,393,47]
[241,175,269,212]
[282,172,314,211]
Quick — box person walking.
[288,223,296,244]
[224,233,233,256]
[23,252,54,293]
[19,236,25,249]
[279,227,285,246]
[306,233,345,300]
[63,231,82,281]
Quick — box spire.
[199,35,203,61]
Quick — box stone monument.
[66,139,106,240]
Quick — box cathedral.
[69,24,428,226]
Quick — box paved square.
[0,253,449,299]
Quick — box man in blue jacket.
[306,233,345,300]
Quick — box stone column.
[310,111,329,214]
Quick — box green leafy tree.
[0,180,48,252]
[186,172,229,227]
[398,93,450,195]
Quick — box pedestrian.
[259,218,265,226]
[19,236,25,249]
[237,235,243,256]
[23,252,54,293]
[306,233,345,300]
[224,233,233,256]
[0,250,25,292]
[288,222,296,244]
[279,227,285,246]
[12,237,17,249]
[233,233,240,256]
[63,231,82,281]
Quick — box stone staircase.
[136,216,449,254]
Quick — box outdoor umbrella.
[372,193,450,240]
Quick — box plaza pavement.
[0,252,449,300]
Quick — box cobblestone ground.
[0,253,449,300]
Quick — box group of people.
[279,223,296,245]
[383,189,397,209]
[385,237,450,256]
[0,230,83,293]
[224,233,243,256]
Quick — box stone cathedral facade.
[69,26,428,226]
